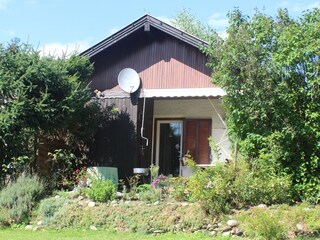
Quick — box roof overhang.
[81,14,208,58]
[98,88,225,99]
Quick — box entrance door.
[156,121,182,176]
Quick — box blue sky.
[1,0,319,55]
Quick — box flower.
[151,174,168,188]
[75,166,88,183]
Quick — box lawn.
[0,229,234,240]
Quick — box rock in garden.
[88,201,96,207]
[90,225,97,230]
[227,219,238,227]
[222,231,231,236]
[221,225,232,232]
[296,222,307,232]
[116,192,123,198]
[37,220,43,226]
[210,230,217,236]
[77,196,84,201]
[231,227,243,236]
[25,225,33,230]
[257,204,267,208]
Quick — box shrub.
[0,174,45,224]
[37,196,68,223]
[168,177,191,202]
[238,207,286,240]
[186,157,291,215]
[86,180,116,202]
[136,184,161,203]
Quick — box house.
[81,14,230,180]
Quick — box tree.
[172,8,218,42]
[0,39,100,179]
[205,8,320,203]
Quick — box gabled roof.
[81,14,208,58]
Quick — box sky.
[1,0,319,56]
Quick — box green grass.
[0,228,234,240]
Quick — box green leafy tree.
[0,39,100,180]
[172,8,217,42]
[206,8,320,203]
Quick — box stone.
[88,201,95,207]
[153,230,163,234]
[296,222,307,232]
[222,231,231,236]
[111,200,118,205]
[90,225,97,230]
[37,220,43,226]
[210,230,217,236]
[227,219,238,227]
[116,192,123,198]
[25,225,33,230]
[231,227,243,236]
[221,226,232,232]
[77,196,84,201]
[153,201,159,205]
[54,195,60,198]
[257,204,267,208]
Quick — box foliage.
[237,203,320,239]
[172,8,218,42]
[238,207,286,240]
[168,177,190,202]
[151,174,168,188]
[205,8,320,203]
[186,157,291,215]
[86,180,116,202]
[0,174,45,224]
[0,39,99,180]
[37,196,68,223]
[48,149,85,190]
[35,197,209,235]
[136,184,161,203]
[149,164,159,182]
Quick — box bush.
[238,207,286,240]
[86,180,116,202]
[237,203,320,239]
[136,184,161,203]
[168,177,191,202]
[0,174,45,224]
[38,196,68,223]
[186,158,291,215]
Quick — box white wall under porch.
[153,98,231,164]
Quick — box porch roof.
[99,87,226,99]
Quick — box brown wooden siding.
[90,27,215,92]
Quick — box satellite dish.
[118,68,140,93]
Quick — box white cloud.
[39,40,92,57]
[208,13,228,30]
[279,1,320,12]
[0,0,10,9]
